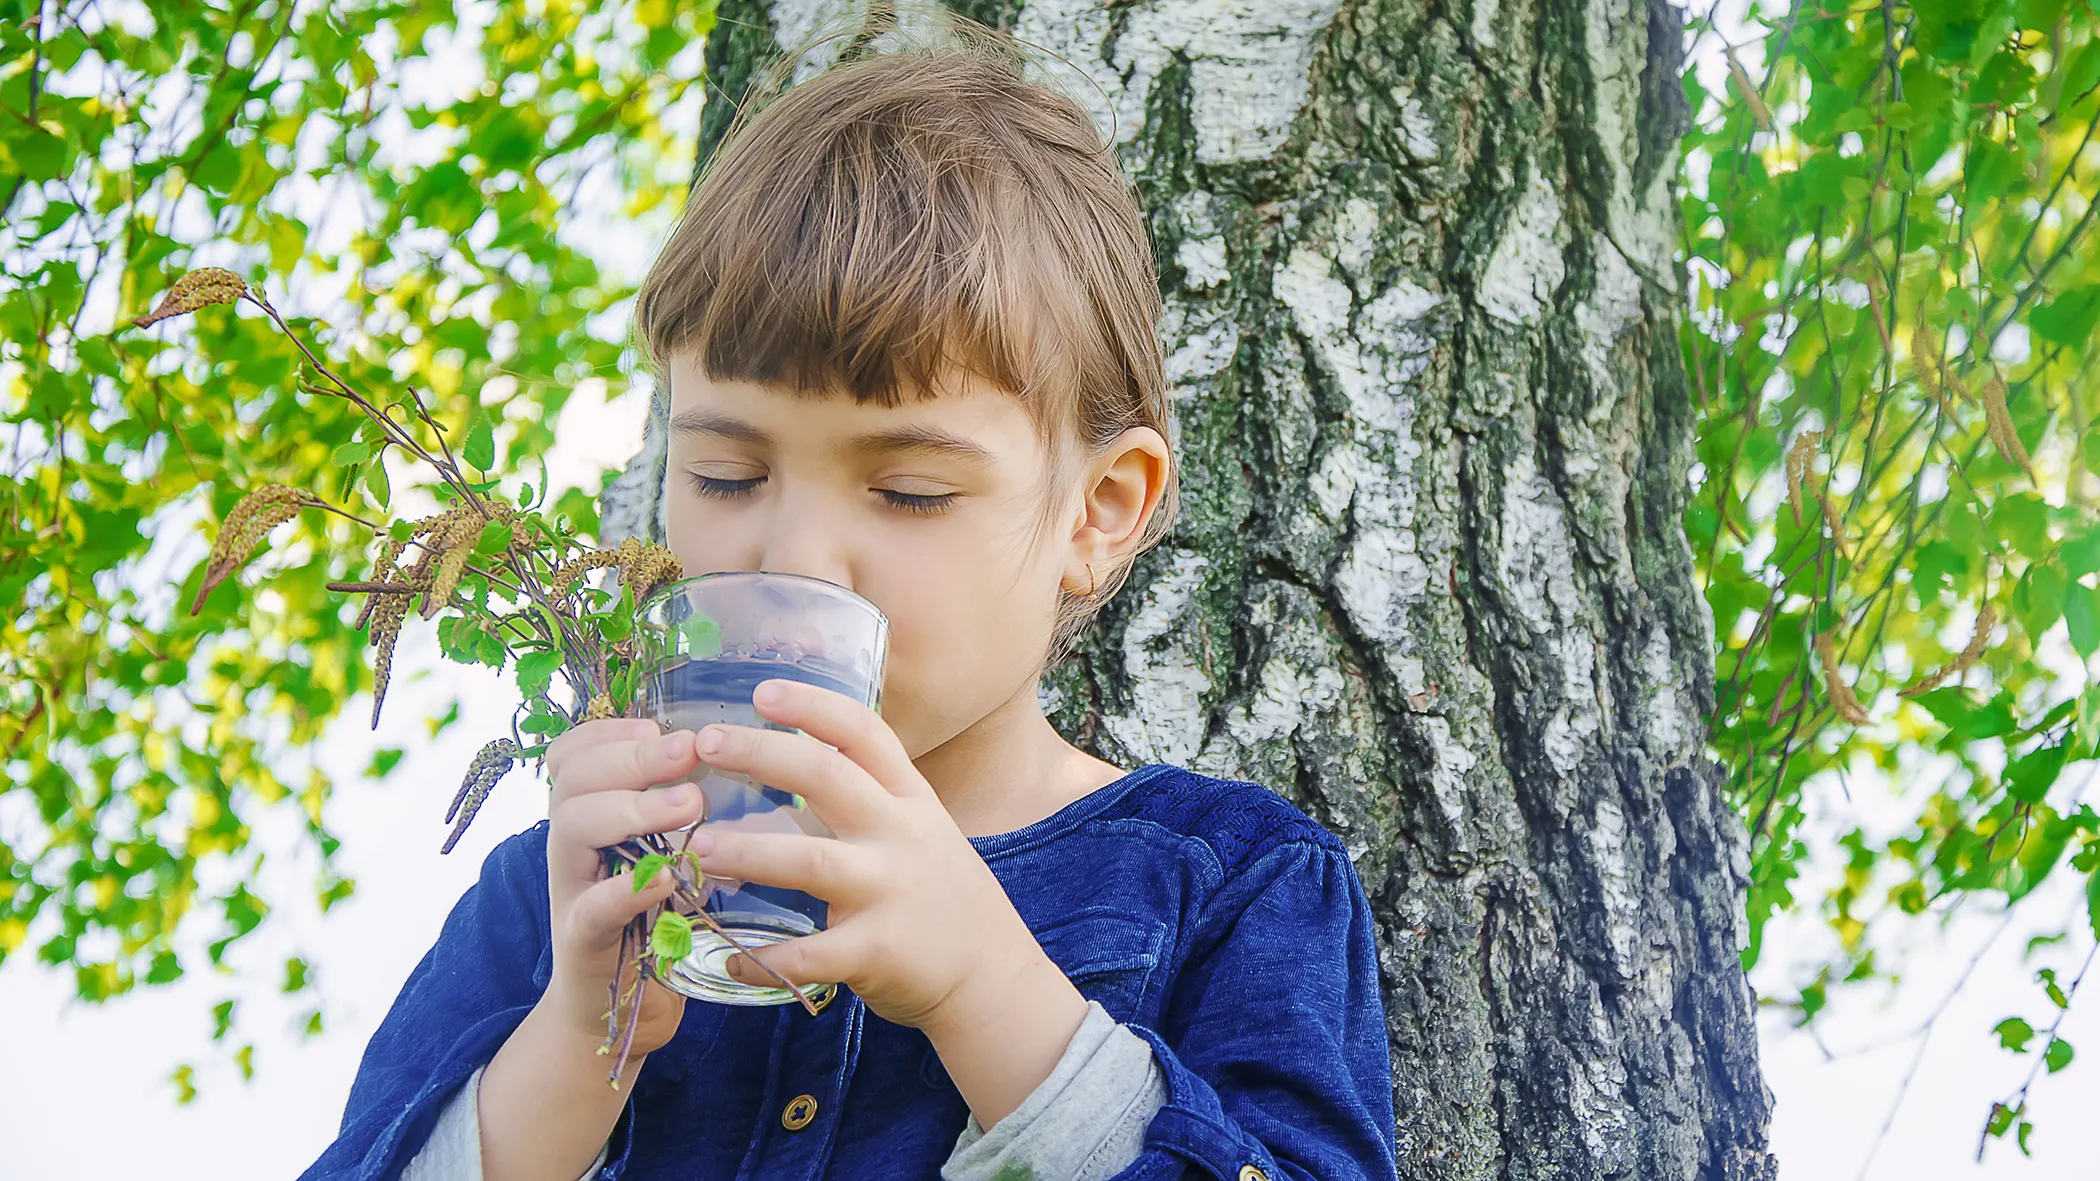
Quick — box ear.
[1061,427,1172,595]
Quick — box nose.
[755,485,855,590]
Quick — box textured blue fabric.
[302,764,1398,1181]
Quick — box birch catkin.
[442,738,520,853]
[190,485,305,615]
[1785,430,1823,526]
[1816,629,1872,724]
[1898,606,1997,698]
[367,591,410,730]
[1980,374,2034,478]
[134,267,249,329]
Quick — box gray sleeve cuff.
[401,1066,612,1181]
[941,1001,1166,1181]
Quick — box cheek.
[863,519,1064,751]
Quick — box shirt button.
[781,1093,819,1131]
[1238,1167,1268,1181]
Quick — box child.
[305,31,1395,1181]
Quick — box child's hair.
[631,15,1177,660]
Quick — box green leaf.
[516,649,564,695]
[2066,527,2100,580]
[2030,285,2100,347]
[651,910,694,963]
[600,602,634,644]
[475,520,513,555]
[1915,688,2019,739]
[2006,742,2068,805]
[465,414,495,471]
[332,441,370,467]
[2063,39,2100,103]
[282,956,309,992]
[146,949,182,984]
[366,455,391,508]
[629,854,670,891]
[2014,563,2068,640]
[2045,1037,2074,1073]
[1995,1015,2036,1052]
[211,999,236,1042]
[520,711,568,736]
[683,614,721,659]
[364,748,405,778]
[2088,862,2100,941]
[2067,584,2100,660]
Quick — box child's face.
[660,356,1078,758]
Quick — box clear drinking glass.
[633,572,888,1007]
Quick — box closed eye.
[689,473,763,499]
[687,472,953,514]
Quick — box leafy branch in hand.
[132,267,814,1087]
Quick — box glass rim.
[635,570,884,616]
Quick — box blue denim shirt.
[302,764,1397,1180]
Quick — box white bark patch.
[1021,0,1338,163]
[1498,453,1601,778]
[1498,454,1583,635]
[1159,300,1240,398]
[1470,0,1500,47]
[1581,0,1676,275]
[1103,550,1212,765]
[1586,795,1645,975]
[1274,246,1439,432]
[1272,234,1445,699]
[1226,655,1345,747]
[1641,622,1691,758]
[1478,173,1566,326]
[1391,83,1440,162]
[1309,442,1362,522]
[1334,197,1381,279]
[1419,715,1476,830]
[1176,234,1232,290]
[1567,986,1636,1170]
[1573,232,1645,391]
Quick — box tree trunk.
[604,0,1775,1176]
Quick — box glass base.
[658,915,837,1008]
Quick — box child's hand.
[683,679,1090,1087]
[538,719,710,1056]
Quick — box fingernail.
[662,783,695,808]
[659,732,690,759]
[755,680,785,707]
[686,831,714,856]
[696,727,725,755]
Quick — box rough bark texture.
[603,0,1775,1176]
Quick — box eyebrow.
[668,410,995,464]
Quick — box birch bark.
[603,1,1775,1175]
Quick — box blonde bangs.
[637,52,1145,429]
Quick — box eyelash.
[686,474,958,516]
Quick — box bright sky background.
[5,4,2099,1178]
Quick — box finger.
[550,729,702,805]
[565,861,680,954]
[750,678,922,798]
[725,925,860,990]
[544,718,660,785]
[693,723,887,833]
[549,781,706,883]
[688,829,873,902]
